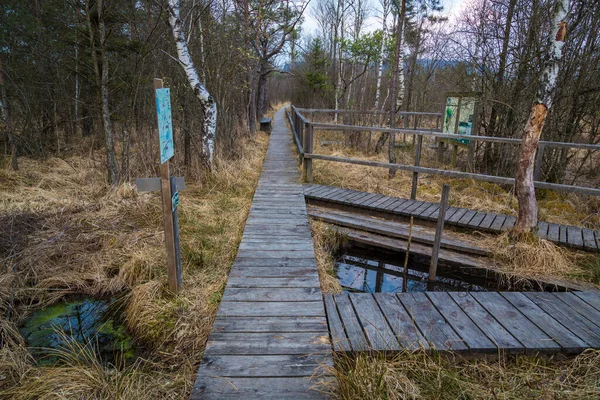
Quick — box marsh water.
[336,247,490,293]
[19,297,135,365]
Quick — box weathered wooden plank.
[205,332,331,355]
[479,213,498,230]
[537,221,549,240]
[393,199,416,214]
[501,216,516,231]
[223,287,322,302]
[467,211,487,229]
[238,242,314,251]
[397,292,468,352]
[191,376,330,399]
[559,224,567,244]
[457,210,477,227]
[551,292,600,329]
[489,215,507,231]
[374,293,429,350]
[447,208,468,224]
[471,292,559,352]
[236,250,316,259]
[567,226,584,249]
[349,293,400,351]
[448,293,523,352]
[573,291,600,312]
[323,295,351,352]
[547,223,560,242]
[582,228,598,251]
[212,316,328,333]
[501,292,588,352]
[226,276,321,288]
[234,258,317,268]
[420,204,440,219]
[523,292,600,348]
[426,292,496,352]
[199,354,333,377]
[218,301,325,317]
[334,294,369,351]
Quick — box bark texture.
[513,0,569,234]
[167,0,217,169]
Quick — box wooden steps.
[325,291,600,354]
[190,108,333,399]
[304,184,600,252]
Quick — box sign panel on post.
[155,88,174,164]
[443,96,478,145]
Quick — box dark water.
[19,297,135,365]
[336,248,489,293]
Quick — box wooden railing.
[288,105,600,198]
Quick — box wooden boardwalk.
[304,184,600,252]
[190,108,333,399]
[325,291,600,354]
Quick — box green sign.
[155,88,174,164]
[443,96,477,145]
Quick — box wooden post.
[304,123,313,182]
[429,184,450,284]
[402,216,414,292]
[534,144,545,181]
[410,134,423,200]
[155,78,181,293]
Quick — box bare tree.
[167,0,217,169]
[513,0,570,235]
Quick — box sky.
[301,0,467,37]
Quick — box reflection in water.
[336,251,487,293]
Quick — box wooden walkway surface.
[191,108,333,399]
[304,184,600,252]
[325,291,600,354]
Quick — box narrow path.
[190,107,333,399]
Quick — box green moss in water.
[19,297,136,365]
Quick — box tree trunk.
[256,63,268,118]
[513,0,569,235]
[0,58,17,170]
[167,0,217,169]
[373,0,388,111]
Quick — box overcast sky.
[301,0,467,36]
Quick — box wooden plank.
[501,292,588,352]
[457,210,477,227]
[393,200,416,214]
[191,376,329,399]
[471,292,559,352]
[489,215,507,231]
[229,267,318,278]
[205,332,331,355]
[226,277,320,288]
[447,208,468,224]
[334,294,369,351]
[414,202,434,217]
[552,292,600,329]
[420,204,440,219]
[198,354,332,377]
[403,201,425,215]
[397,292,468,352]
[466,211,486,228]
[448,293,523,352]
[523,292,600,347]
[374,293,429,350]
[360,194,386,208]
[323,295,351,352]
[218,301,325,317]
[501,215,516,231]
[582,228,598,251]
[212,317,328,333]
[567,226,584,249]
[223,287,321,302]
[559,224,567,244]
[479,213,498,230]
[383,198,407,211]
[349,293,400,351]
[426,292,496,353]
[573,292,600,312]
[537,221,549,240]
[547,223,560,242]
[234,258,318,268]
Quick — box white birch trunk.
[396,22,406,112]
[334,0,345,122]
[167,0,216,169]
[374,0,389,111]
[513,0,569,235]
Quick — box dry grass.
[329,350,600,400]
[310,221,345,294]
[0,130,270,398]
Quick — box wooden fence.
[287,105,600,198]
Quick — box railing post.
[303,123,313,183]
[534,144,545,181]
[411,134,423,200]
[428,184,450,286]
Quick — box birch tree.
[167,0,217,169]
[513,0,570,235]
[374,0,389,111]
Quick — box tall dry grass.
[0,130,270,398]
[329,350,600,400]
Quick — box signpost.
[440,93,480,169]
[136,78,183,293]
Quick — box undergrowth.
[330,350,600,400]
[0,130,269,398]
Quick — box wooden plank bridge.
[191,107,600,399]
[190,108,333,399]
[304,184,600,252]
